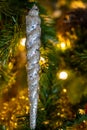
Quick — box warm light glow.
[40,57,46,65]
[11,116,14,120]
[8,62,13,70]
[21,96,25,99]
[43,121,49,125]
[59,71,68,80]
[1,117,4,120]
[60,42,66,49]
[26,106,29,114]
[20,38,26,46]
[3,106,7,110]
[63,88,67,93]
[71,1,86,8]
[11,98,15,101]
[66,39,71,48]
[2,111,6,114]
[40,57,45,61]
[57,34,71,50]
[41,108,45,111]
[14,123,17,127]
[57,112,60,116]
[52,10,62,18]
[26,97,28,100]
[83,120,86,123]
[61,108,64,112]
[3,103,8,106]
[60,114,65,118]
[78,109,85,115]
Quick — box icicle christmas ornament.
[26,5,41,129]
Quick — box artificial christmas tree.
[0,0,87,130]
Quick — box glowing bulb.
[39,57,46,65]
[8,62,13,70]
[60,42,66,49]
[26,97,28,100]
[43,121,49,125]
[26,106,29,114]
[63,88,67,93]
[20,38,26,46]
[21,96,25,99]
[78,109,85,115]
[83,120,86,123]
[1,117,4,120]
[71,1,86,8]
[40,57,45,62]
[14,123,17,127]
[59,71,68,80]
[41,108,45,111]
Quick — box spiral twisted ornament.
[26,5,41,129]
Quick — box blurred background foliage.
[0,0,87,130]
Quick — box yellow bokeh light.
[71,1,86,9]
[43,120,49,125]
[14,123,17,127]
[19,37,26,51]
[2,111,6,114]
[78,109,85,115]
[39,57,46,65]
[20,38,26,46]
[57,112,60,116]
[1,117,4,120]
[57,34,71,50]
[26,97,28,101]
[60,42,66,50]
[41,108,45,111]
[59,71,68,80]
[8,62,13,70]
[63,88,67,93]
[83,120,86,123]
[3,106,7,110]
[21,96,25,99]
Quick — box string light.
[43,120,49,125]
[60,42,66,50]
[14,123,17,127]
[39,57,46,65]
[20,38,26,46]
[59,71,68,80]
[78,109,85,115]
[63,88,67,93]
[8,62,13,70]
[71,1,86,8]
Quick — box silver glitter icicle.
[26,5,41,129]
